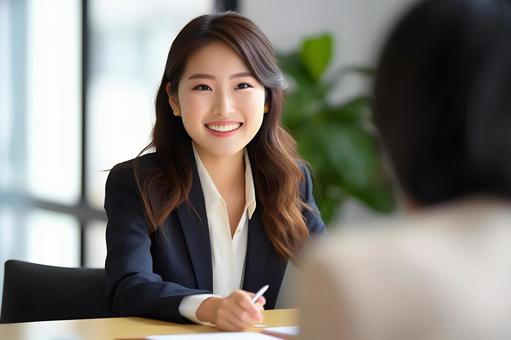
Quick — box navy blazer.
[104,146,325,323]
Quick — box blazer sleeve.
[300,164,326,236]
[104,164,210,323]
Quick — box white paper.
[146,332,279,339]
[263,326,299,335]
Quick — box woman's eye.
[193,84,212,91]
[235,82,253,90]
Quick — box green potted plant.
[278,33,395,224]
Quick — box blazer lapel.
[177,147,213,292]
[242,209,270,293]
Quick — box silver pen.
[252,284,269,303]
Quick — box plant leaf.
[300,34,333,83]
[278,34,396,224]
[326,96,372,124]
[295,122,377,192]
[278,52,315,87]
[323,124,377,191]
[355,177,396,213]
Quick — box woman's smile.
[205,121,243,137]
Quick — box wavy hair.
[134,12,310,259]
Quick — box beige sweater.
[297,198,511,340]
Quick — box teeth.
[206,123,241,132]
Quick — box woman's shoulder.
[295,160,313,196]
[113,152,160,169]
[107,152,162,185]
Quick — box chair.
[0,259,112,323]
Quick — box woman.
[104,12,325,330]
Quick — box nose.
[213,89,234,117]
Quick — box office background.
[0,0,417,305]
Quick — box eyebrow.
[187,72,253,80]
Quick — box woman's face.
[170,41,266,162]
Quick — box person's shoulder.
[296,160,310,176]
[299,201,511,340]
[108,152,161,184]
[303,200,507,268]
[112,152,159,169]
[295,160,313,193]
[303,217,406,266]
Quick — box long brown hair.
[135,12,310,260]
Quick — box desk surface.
[0,308,297,340]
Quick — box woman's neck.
[194,144,246,194]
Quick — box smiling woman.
[167,41,266,159]
[103,12,325,331]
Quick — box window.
[0,0,230,307]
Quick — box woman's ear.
[165,82,180,116]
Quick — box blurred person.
[297,0,511,339]
[104,12,324,330]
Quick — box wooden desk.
[0,308,297,340]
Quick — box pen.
[252,284,269,303]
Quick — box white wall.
[242,0,416,64]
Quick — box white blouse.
[178,144,256,323]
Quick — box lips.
[206,122,242,132]
[204,121,243,137]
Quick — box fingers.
[255,296,266,307]
[215,302,247,331]
[215,304,254,331]
[216,316,246,331]
[234,291,262,320]
[227,308,254,329]
[247,293,266,307]
[214,290,263,331]
[230,301,255,323]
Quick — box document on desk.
[146,332,279,339]
[262,326,299,336]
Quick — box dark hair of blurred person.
[373,0,511,206]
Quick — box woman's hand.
[196,290,266,331]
